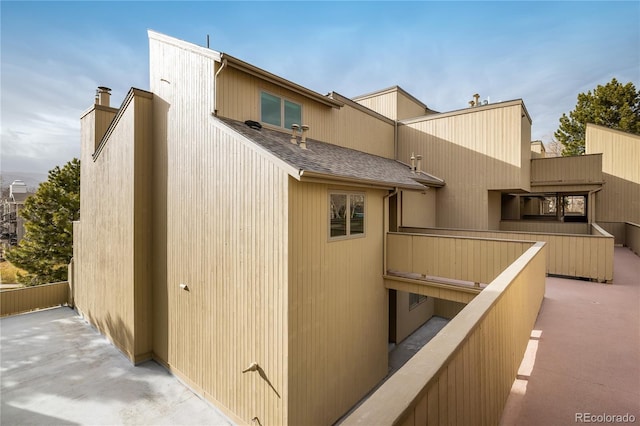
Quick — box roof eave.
[298,170,427,191]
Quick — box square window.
[284,100,301,129]
[329,192,365,240]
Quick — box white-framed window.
[409,293,427,310]
[329,192,365,240]
[260,91,302,129]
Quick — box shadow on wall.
[597,173,640,225]
[399,125,527,230]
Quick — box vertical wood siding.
[0,282,69,317]
[399,102,531,230]
[500,220,590,234]
[343,243,547,425]
[401,227,613,282]
[530,154,602,185]
[288,180,388,426]
[625,222,640,256]
[75,91,153,362]
[150,36,289,425]
[216,67,395,158]
[387,233,533,285]
[586,124,640,224]
[354,90,399,120]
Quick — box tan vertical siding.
[288,180,387,425]
[586,124,640,224]
[397,91,428,121]
[150,35,289,425]
[401,227,613,283]
[530,154,602,186]
[500,220,590,234]
[343,242,547,425]
[399,102,530,230]
[354,90,398,120]
[75,90,153,362]
[625,222,640,256]
[217,66,395,158]
[0,282,69,317]
[393,292,435,344]
[401,189,436,228]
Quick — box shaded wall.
[288,180,388,425]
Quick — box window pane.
[284,100,301,130]
[261,92,281,126]
[330,194,347,237]
[349,194,365,235]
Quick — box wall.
[401,189,436,228]
[75,91,153,362]
[625,222,640,256]
[343,242,547,426]
[393,292,435,344]
[149,32,290,425]
[288,180,388,425]
[530,154,602,188]
[586,124,640,224]
[399,101,531,230]
[500,220,590,235]
[353,86,428,121]
[216,66,395,159]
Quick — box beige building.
[73,31,639,425]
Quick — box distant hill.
[1,172,47,191]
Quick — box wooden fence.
[0,282,70,317]
[400,225,613,283]
[626,222,640,256]
[344,242,547,425]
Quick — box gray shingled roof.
[218,117,444,190]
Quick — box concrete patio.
[1,307,232,425]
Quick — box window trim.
[328,191,366,241]
[259,90,302,129]
[409,293,427,310]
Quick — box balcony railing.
[344,237,547,425]
[0,282,70,317]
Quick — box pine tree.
[6,159,80,285]
[555,78,640,156]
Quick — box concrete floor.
[500,247,640,425]
[388,316,450,375]
[1,307,233,425]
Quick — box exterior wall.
[397,90,428,120]
[354,89,398,120]
[393,292,435,343]
[150,33,290,425]
[288,180,388,426]
[586,124,640,224]
[216,66,395,158]
[75,91,153,362]
[399,101,531,230]
[401,189,436,228]
[625,222,640,256]
[530,141,546,158]
[434,299,466,319]
[500,220,590,235]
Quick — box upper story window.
[260,91,301,129]
[329,192,365,240]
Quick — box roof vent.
[290,124,300,145]
[300,125,309,150]
[245,120,262,130]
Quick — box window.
[260,91,301,129]
[409,293,427,310]
[329,192,365,239]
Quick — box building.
[73,31,639,425]
[1,180,30,250]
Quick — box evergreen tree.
[555,78,640,156]
[7,159,80,285]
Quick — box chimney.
[410,152,416,173]
[290,124,300,144]
[416,154,422,172]
[97,86,111,107]
[473,93,480,107]
[300,125,309,149]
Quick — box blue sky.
[2,1,639,174]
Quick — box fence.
[0,281,70,317]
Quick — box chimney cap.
[97,86,112,92]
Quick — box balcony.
[530,154,603,191]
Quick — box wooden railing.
[626,222,640,256]
[530,154,602,187]
[500,220,589,235]
[387,233,534,285]
[344,242,547,425]
[0,282,70,317]
[401,226,613,283]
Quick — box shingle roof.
[218,117,444,190]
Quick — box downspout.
[213,58,227,115]
[394,120,398,161]
[383,187,399,276]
